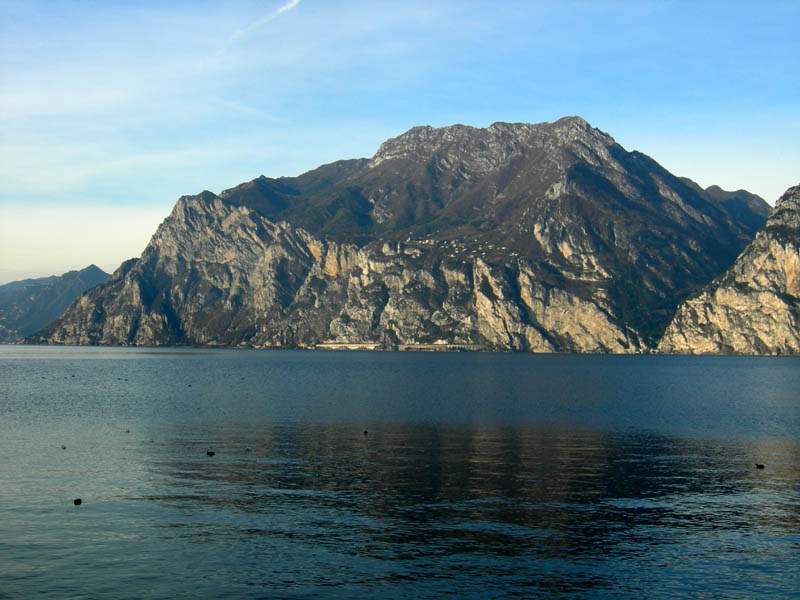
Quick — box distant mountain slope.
[658,183,800,354]
[0,265,108,342]
[678,178,772,231]
[29,118,769,351]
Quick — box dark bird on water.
[73,498,82,506]
[756,463,765,469]
[207,451,215,456]
[61,444,66,450]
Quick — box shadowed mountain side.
[679,178,772,232]
[0,265,108,342]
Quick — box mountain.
[0,265,108,342]
[678,178,771,232]
[658,183,800,354]
[28,117,770,351]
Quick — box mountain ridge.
[28,118,772,351]
[0,265,108,342]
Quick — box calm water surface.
[1,346,798,598]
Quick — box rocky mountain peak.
[543,115,613,145]
[368,116,615,173]
[169,190,219,218]
[768,185,800,229]
[369,123,485,169]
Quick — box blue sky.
[1,0,798,283]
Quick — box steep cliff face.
[32,193,636,351]
[658,184,800,355]
[29,118,770,352]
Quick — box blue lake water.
[1,346,799,598]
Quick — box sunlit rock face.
[658,184,800,355]
[29,117,769,352]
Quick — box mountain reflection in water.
[136,423,800,597]
[2,348,799,598]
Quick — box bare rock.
[658,185,800,354]
[27,118,770,353]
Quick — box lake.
[1,346,799,598]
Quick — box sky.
[1,0,798,284]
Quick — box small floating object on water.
[363,430,368,436]
[61,444,67,450]
[206,451,215,457]
[73,498,82,506]
[125,429,130,433]
[188,384,192,387]
[756,463,765,469]
[245,447,252,452]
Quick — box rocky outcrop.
[0,265,108,343]
[28,118,771,352]
[658,184,800,354]
[31,194,637,351]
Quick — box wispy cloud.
[216,99,286,122]
[195,0,302,73]
[0,141,242,196]
[228,0,302,45]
